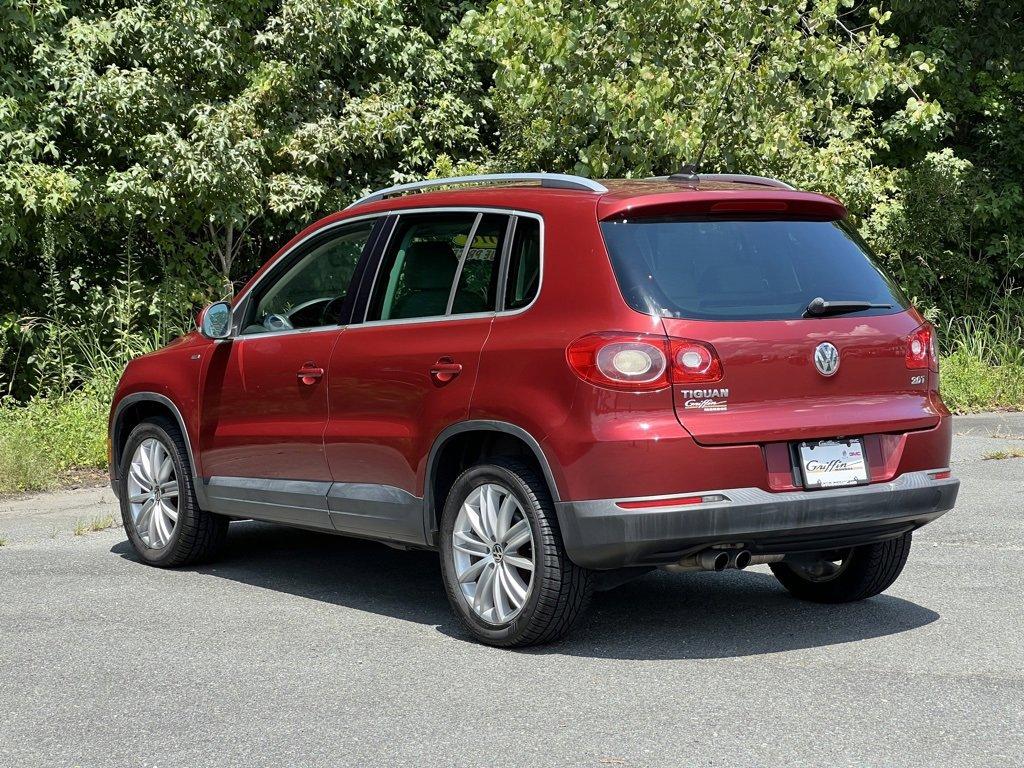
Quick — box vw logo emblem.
[814,342,840,377]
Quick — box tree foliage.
[1,0,1021,399]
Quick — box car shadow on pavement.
[111,520,939,660]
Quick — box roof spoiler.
[598,189,848,221]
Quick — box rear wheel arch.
[424,421,561,545]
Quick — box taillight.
[566,333,722,391]
[566,333,669,391]
[669,339,723,383]
[906,324,937,371]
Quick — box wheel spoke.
[481,486,499,540]
[145,440,160,480]
[495,494,516,539]
[129,463,151,491]
[503,553,534,572]
[454,530,489,556]
[128,492,150,504]
[491,563,507,622]
[159,481,178,499]
[160,500,178,523]
[502,519,531,550]
[135,498,155,534]
[462,501,489,543]
[157,456,174,483]
[155,506,173,544]
[473,562,497,616]
[457,556,489,584]
[500,562,528,607]
[149,501,163,546]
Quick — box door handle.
[297,362,324,385]
[430,357,463,384]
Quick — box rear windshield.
[601,218,908,321]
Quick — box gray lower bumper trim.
[554,471,959,570]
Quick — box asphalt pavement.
[1,414,1022,767]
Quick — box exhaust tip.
[734,550,752,570]
[712,551,729,571]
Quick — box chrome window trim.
[229,324,348,343]
[360,206,545,328]
[354,311,497,330]
[227,206,544,340]
[231,212,387,318]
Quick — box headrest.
[403,241,457,290]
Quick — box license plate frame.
[795,437,870,490]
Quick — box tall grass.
[0,225,191,494]
[939,296,1024,412]
[0,384,109,493]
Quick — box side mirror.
[198,301,233,340]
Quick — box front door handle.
[430,357,463,384]
[297,362,324,385]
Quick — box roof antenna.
[668,163,699,184]
[669,66,740,185]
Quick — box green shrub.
[0,383,110,494]
[939,351,1024,413]
[938,298,1024,413]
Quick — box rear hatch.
[601,214,941,446]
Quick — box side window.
[367,212,508,322]
[245,220,374,334]
[450,213,508,316]
[504,217,541,310]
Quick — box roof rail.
[345,173,609,209]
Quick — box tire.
[769,533,912,603]
[118,416,228,567]
[439,457,593,647]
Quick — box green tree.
[1,0,488,396]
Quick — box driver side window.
[244,221,374,334]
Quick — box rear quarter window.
[600,218,908,321]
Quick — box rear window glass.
[600,218,908,321]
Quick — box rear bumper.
[554,470,959,569]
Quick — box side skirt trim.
[202,476,426,544]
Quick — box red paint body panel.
[661,312,942,445]
[198,329,341,481]
[109,333,208,473]
[325,316,493,495]
[109,178,956,516]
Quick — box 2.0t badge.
[814,342,840,377]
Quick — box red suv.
[109,172,959,646]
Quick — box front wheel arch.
[111,393,201,500]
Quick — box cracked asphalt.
[1,413,1022,767]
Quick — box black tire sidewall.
[118,419,193,566]
[770,534,912,603]
[439,463,551,646]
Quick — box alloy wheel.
[127,438,180,549]
[452,482,536,625]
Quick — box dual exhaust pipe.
[662,549,782,574]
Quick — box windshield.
[601,218,908,321]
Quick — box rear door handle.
[430,357,463,384]
[297,362,324,385]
